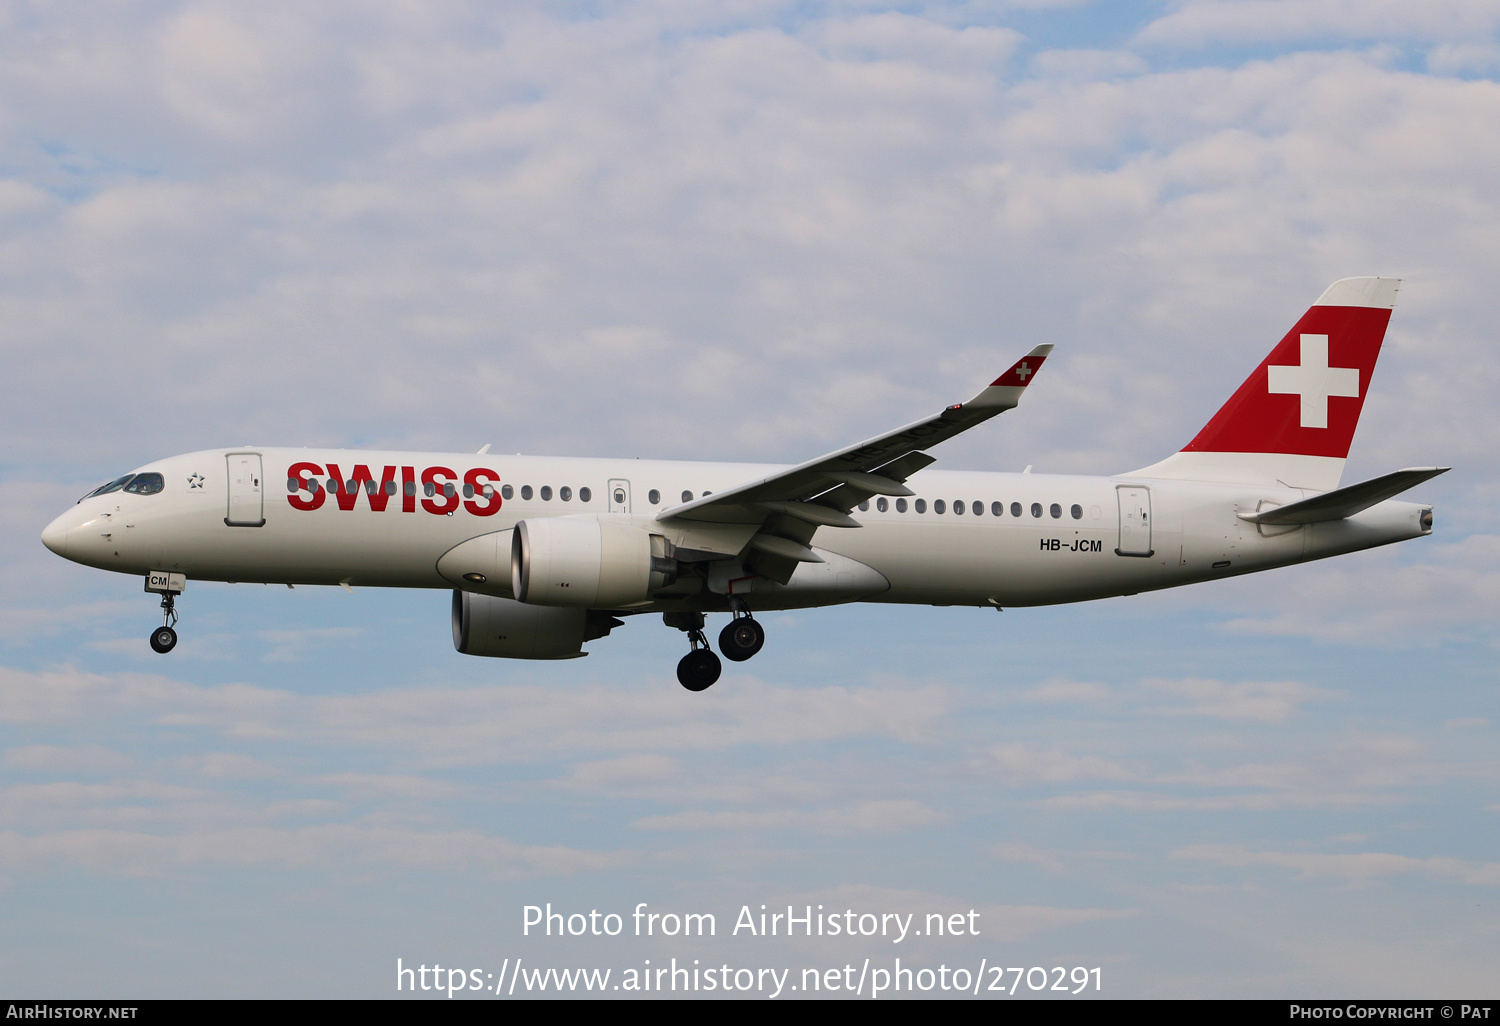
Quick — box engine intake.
[511,517,675,608]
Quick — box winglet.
[990,345,1053,388]
[961,344,1053,410]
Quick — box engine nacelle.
[511,517,675,608]
[451,591,619,659]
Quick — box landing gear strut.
[145,572,184,654]
[667,611,722,692]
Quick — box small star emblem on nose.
[187,473,205,489]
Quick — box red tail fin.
[1128,277,1399,491]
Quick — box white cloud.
[634,799,943,835]
[809,14,1021,68]
[1427,43,1500,76]
[0,665,946,761]
[1217,535,1500,644]
[2,744,132,774]
[1173,843,1500,886]
[561,754,681,789]
[984,742,1135,785]
[1136,1,1500,48]
[1038,789,1396,811]
[0,823,624,877]
[1029,48,1148,81]
[1141,677,1339,722]
[1018,678,1112,704]
[991,841,1067,872]
[981,904,1137,942]
[256,627,362,662]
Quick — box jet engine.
[511,517,676,608]
[451,590,621,659]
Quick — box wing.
[657,345,1053,583]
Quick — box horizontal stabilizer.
[1238,467,1448,525]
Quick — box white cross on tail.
[1267,334,1359,429]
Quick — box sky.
[2,0,1498,1000]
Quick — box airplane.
[41,277,1446,691]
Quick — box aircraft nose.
[41,510,70,557]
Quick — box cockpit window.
[80,474,135,502]
[123,472,165,495]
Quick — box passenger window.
[896,498,907,512]
[1011,502,1022,517]
[1031,502,1042,518]
[953,500,964,515]
[386,481,397,496]
[347,480,357,495]
[482,485,493,498]
[286,478,298,493]
[124,473,164,495]
[1071,504,1083,519]
[501,484,514,500]
[540,486,553,501]
[682,490,693,503]
[859,500,870,512]
[1050,503,1062,519]
[521,485,533,500]
[876,498,888,512]
[934,499,946,514]
[579,487,591,502]
[915,499,927,513]
[406,481,418,497]
[972,501,982,515]
[462,484,474,498]
[444,483,456,499]
[424,482,435,498]
[560,486,572,501]
[649,489,661,504]
[991,501,1002,516]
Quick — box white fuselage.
[42,447,1433,612]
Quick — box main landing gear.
[666,605,766,692]
[144,572,184,654]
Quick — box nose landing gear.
[144,572,184,654]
